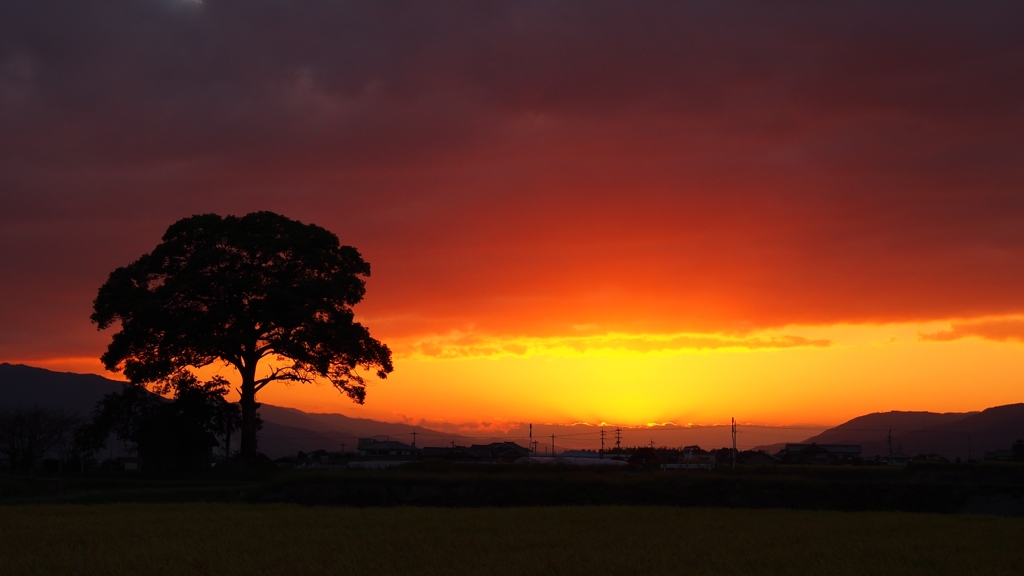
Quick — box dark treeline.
[0,372,242,475]
[0,407,80,473]
[77,372,242,473]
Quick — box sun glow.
[25,318,1024,431]
[184,318,1024,429]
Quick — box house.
[348,438,420,469]
[119,456,139,471]
[466,442,530,463]
[742,451,780,466]
[775,443,861,464]
[560,449,603,459]
[356,438,419,458]
[985,441,1024,462]
[886,451,912,466]
[417,442,529,464]
[662,448,715,470]
[557,456,629,467]
[984,449,1013,462]
[420,446,487,463]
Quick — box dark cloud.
[2,1,1024,358]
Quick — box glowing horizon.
[12,316,1023,432]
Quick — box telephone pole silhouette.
[731,417,737,472]
[615,427,622,451]
[551,434,556,456]
[411,430,417,448]
[600,428,606,459]
[529,423,533,455]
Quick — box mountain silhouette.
[0,363,125,412]
[0,363,465,458]
[798,406,1024,461]
[5,363,1021,461]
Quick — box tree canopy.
[91,212,393,457]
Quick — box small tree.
[78,373,240,472]
[0,407,81,473]
[91,212,393,458]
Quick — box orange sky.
[2,2,1024,429]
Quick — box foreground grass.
[1,505,1022,575]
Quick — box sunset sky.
[3,2,1024,434]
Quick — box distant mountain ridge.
[4,363,1021,461]
[0,363,126,413]
[0,363,466,457]
[794,405,1024,461]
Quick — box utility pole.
[551,434,556,456]
[600,428,606,459]
[731,417,737,472]
[615,427,622,451]
[411,430,417,448]
[529,423,533,455]
[341,443,346,454]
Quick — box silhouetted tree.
[78,372,241,471]
[0,407,81,473]
[91,212,393,458]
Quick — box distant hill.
[0,363,126,414]
[9,363,1019,462]
[0,363,465,458]
[798,405,1024,461]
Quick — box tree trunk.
[239,368,258,459]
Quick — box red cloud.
[2,2,1024,359]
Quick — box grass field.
[1,505,1022,575]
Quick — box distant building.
[356,438,419,458]
[886,451,912,466]
[347,438,419,469]
[984,449,1014,462]
[466,442,529,463]
[985,440,1024,462]
[559,449,602,459]
[775,443,861,464]
[913,453,949,463]
[409,442,530,464]
[742,451,780,466]
[419,446,483,462]
[556,456,628,467]
[661,448,714,470]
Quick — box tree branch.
[253,365,315,391]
